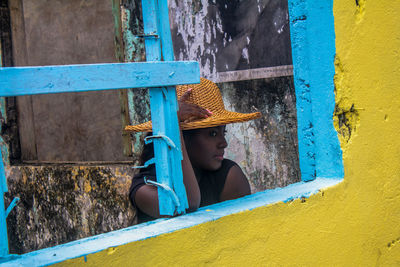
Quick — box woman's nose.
[217,136,228,149]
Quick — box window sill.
[1,177,343,266]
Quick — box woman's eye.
[209,130,217,137]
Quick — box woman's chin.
[194,158,223,171]
[206,161,223,171]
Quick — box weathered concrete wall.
[220,77,300,192]
[5,165,135,254]
[169,0,292,77]
[166,0,300,192]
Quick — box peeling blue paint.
[122,9,144,63]
[122,6,151,154]
[288,0,344,180]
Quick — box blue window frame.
[0,0,345,265]
[0,0,198,259]
[0,60,200,258]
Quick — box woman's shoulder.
[220,158,238,170]
[219,159,251,201]
[206,158,239,185]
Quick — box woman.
[125,78,261,222]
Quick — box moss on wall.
[5,165,135,254]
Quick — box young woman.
[126,78,261,222]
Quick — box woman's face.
[184,126,228,171]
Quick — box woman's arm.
[134,133,200,217]
[134,88,209,218]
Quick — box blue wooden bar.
[142,0,189,215]
[0,61,199,96]
[156,0,188,215]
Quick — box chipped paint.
[1,0,399,266]
[170,0,220,78]
[169,0,292,80]
[355,0,366,23]
[333,56,361,146]
[120,2,150,158]
[111,0,133,157]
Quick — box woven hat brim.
[124,111,261,132]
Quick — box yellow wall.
[59,0,400,265]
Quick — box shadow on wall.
[219,76,300,192]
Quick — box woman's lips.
[214,155,224,161]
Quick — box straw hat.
[124,78,261,132]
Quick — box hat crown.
[124,77,261,132]
[177,78,225,114]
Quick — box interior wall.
[10,0,129,162]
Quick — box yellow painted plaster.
[57,0,400,265]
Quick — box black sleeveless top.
[129,159,237,222]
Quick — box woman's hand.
[178,88,212,123]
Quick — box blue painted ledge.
[0,177,342,267]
